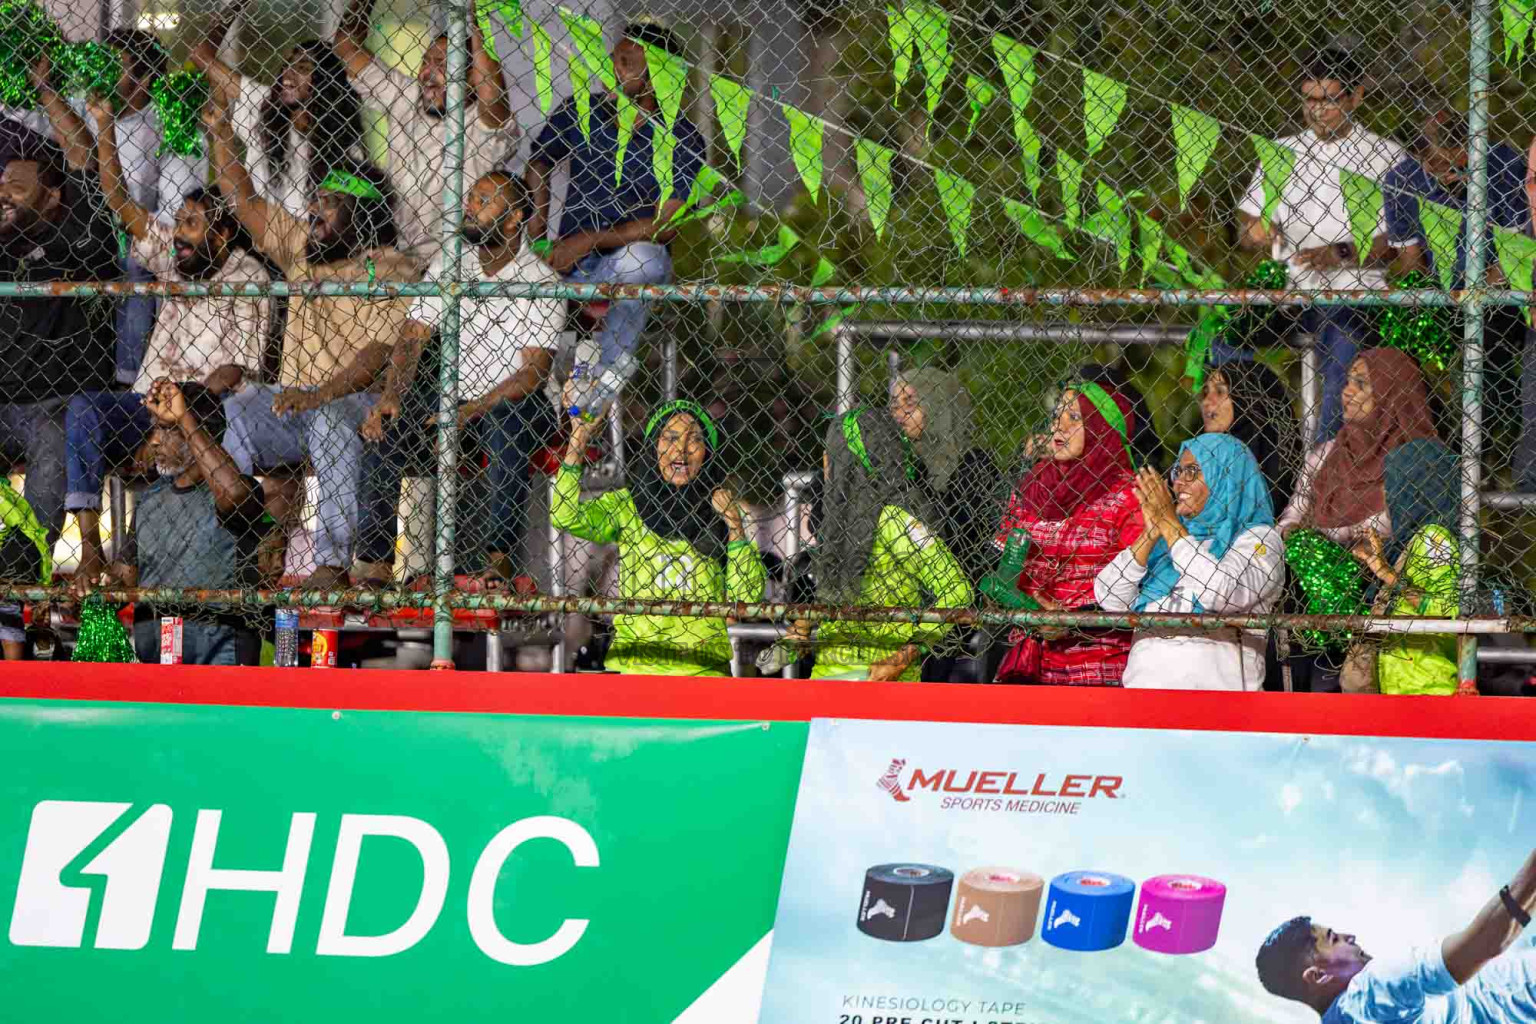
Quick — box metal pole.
[834,323,855,412]
[662,336,678,400]
[1298,333,1321,446]
[1460,0,1494,692]
[547,475,567,672]
[429,0,471,668]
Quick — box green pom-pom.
[53,39,119,102]
[71,594,136,663]
[1284,528,1367,650]
[0,0,61,108]
[1246,257,1289,291]
[149,69,208,158]
[1185,260,1290,391]
[1379,270,1457,372]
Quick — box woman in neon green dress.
[801,407,973,681]
[552,400,765,676]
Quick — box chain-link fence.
[0,0,1532,688]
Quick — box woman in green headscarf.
[800,406,973,681]
[552,400,766,676]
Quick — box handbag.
[995,629,1043,683]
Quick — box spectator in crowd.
[1384,108,1530,479]
[66,96,272,586]
[204,91,416,589]
[335,0,518,265]
[1078,362,1161,467]
[18,32,205,387]
[1200,361,1299,516]
[0,477,53,660]
[73,380,265,665]
[552,400,765,676]
[525,22,706,419]
[1237,47,1406,444]
[1353,438,1461,695]
[992,383,1142,685]
[356,171,565,587]
[793,406,970,681]
[0,123,119,651]
[195,4,367,217]
[1095,433,1284,690]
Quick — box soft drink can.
[159,616,183,665]
[311,628,339,669]
[274,608,299,667]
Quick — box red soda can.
[311,629,339,668]
[159,616,183,664]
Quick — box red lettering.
[909,768,945,792]
[975,771,1004,794]
[1003,772,1029,795]
[1030,773,1058,797]
[1089,776,1123,799]
[944,770,978,793]
[1059,774,1088,798]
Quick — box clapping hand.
[1132,465,1178,538]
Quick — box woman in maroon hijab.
[992,383,1143,685]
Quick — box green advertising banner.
[0,702,807,1021]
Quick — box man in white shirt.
[1256,845,1536,1023]
[355,170,564,586]
[1236,47,1406,444]
[334,0,519,266]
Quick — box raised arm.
[189,0,248,103]
[86,98,149,239]
[333,0,378,78]
[467,0,513,129]
[1442,847,1536,985]
[202,90,279,265]
[145,380,258,516]
[27,52,94,172]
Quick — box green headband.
[1070,380,1135,468]
[644,400,719,450]
[318,170,385,202]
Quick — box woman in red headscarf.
[992,382,1143,685]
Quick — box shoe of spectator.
[304,565,352,592]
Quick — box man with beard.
[0,122,119,653]
[335,0,517,265]
[204,90,416,591]
[1258,845,1536,1022]
[354,171,564,588]
[72,380,267,665]
[64,96,273,587]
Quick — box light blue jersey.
[1323,935,1536,1024]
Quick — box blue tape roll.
[1040,870,1135,952]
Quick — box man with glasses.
[1236,47,1406,443]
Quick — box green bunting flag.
[1011,116,1043,199]
[855,137,895,238]
[711,74,750,163]
[567,52,592,141]
[782,104,825,201]
[528,17,553,113]
[1056,148,1084,230]
[651,121,676,210]
[1506,0,1536,62]
[1494,225,1536,325]
[992,34,1039,193]
[811,256,837,287]
[1003,198,1071,259]
[720,224,801,265]
[643,41,687,128]
[907,1,953,123]
[1084,181,1133,273]
[808,306,856,341]
[1250,135,1296,224]
[1339,169,1384,268]
[559,8,616,92]
[614,94,641,187]
[934,168,975,257]
[963,74,995,139]
[477,0,522,61]
[1419,200,1464,291]
[664,166,746,228]
[1170,104,1220,210]
[886,5,916,106]
[1082,70,1128,158]
[1136,211,1166,283]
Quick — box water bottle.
[566,363,600,421]
[274,608,299,667]
[979,529,1040,611]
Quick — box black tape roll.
[856,863,955,941]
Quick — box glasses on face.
[1169,463,1202,484]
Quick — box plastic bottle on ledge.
[978,529,1041,611]
[274,608,299,667]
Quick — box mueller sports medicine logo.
[876,759,1124,812]
[8,800,599,965]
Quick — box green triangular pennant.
[614,94,641,187]
[1250,135,1297,224]
[1136,211,1166,283]
[719,224,801,265]
[1003,198,1071,259]
[963,74,995,140]
[887,5,916,106]
[782,104,825,201]
[527,17,554,114]
[477,0,524,61]
[651,121,676,210]
[907,1,953,123]
[933,168,975,257]
[642,41,688,128]
[568,52,592,141]
[1084,181,1133,273]
[808,306,856,341]
[855,137,895,239]
[1170,104,1220,211]
[1420,199,1464,291]
[710,75,750,164]
[559,8,616,92]
[1082,70,1127,158]
[1339,169,1384,268]
[1506,0,1536,61]
[993,34,1039,191]
[1494,224,1536,324]
[1056,149,1084,230]
[810,256,837,287]
[662,164,723,227]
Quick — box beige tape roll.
[950,867,1045,947]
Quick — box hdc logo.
[8,800,599,964]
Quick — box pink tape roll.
[1132,875,1226,954]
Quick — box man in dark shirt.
[525,22,705,419]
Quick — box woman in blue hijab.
[1094,433,1285,690]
